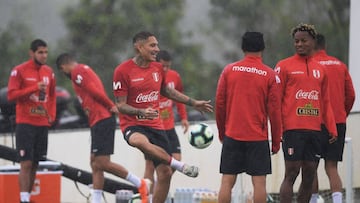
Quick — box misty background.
[0,0,350,119]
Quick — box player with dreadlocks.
[275,23,338,203]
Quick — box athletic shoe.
[138,178,152,203]
[181,164,199,177]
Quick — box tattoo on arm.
[115,96,141,115]
[162,86,192,106]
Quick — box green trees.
[209,0,350,67]
[0,0,350,109]
[59,0,216,100]
[0,21,33,88]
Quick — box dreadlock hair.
[291,23,317,39]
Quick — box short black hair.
[291,23,317,39]
[30,39,47,52]
[132,31,155,44]
[156,50,172,62]
[241,32,265,52]
[316,33,326,50]
[56,53,75,70]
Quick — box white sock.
[169,158,184,171]
[332,192,342,203]
[92,189,103,203]
[309,193,319,203]
[126,172,141,188]
[20,192,30,201]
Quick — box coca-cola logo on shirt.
[295,89,319,100]
[135,91,159,103]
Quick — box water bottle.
[116,190,134,203]
[39,90,46,101]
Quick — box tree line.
[0,0,350,118]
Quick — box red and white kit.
[113,59,166,131]
[313,50,355,123]
[8,59,56,126]
[159,69,187,130]
[275,54,337,136]
[216,55,282,142]
[71,64,114,127]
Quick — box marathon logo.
[232,66,267,76]
[296,103,319,116]
[319,60,341,66]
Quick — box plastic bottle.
[116,190,134,203]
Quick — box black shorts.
[282,130,322,162]
[124,125,170,166]
[320,124,346,161]
[91,117,116,156]
[220,136,271,176]
[166,128,181,154]
[16,124,48,162]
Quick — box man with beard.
[113,31,213,203]
[7,39,56,203]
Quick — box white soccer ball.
[188,123,214,149]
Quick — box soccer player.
[276,23,338,203]
[309,34,355,203]
[113,31,213,203]
[7,39,56,203]
[55,53,150,203]
[143,50,190,194]
[216,31,282,203]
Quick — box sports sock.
[332,191,342,203]
[126,172,141,188]
[169,157,184,171]
[309,193,319,203]
[20,192,30,201]
[92,189,103,203]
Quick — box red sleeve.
[47,72,57,122]
[74,68,114,109]
[215,68,227,141]
[175,74,188,120]
[344,68,355,115]
[7,69,39,101]
[113,65,129,97]
[267,73,282,152]
[321,72,338,136]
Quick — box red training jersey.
[275,54,337,136]
[71,64,114,127]
[113,59,166,131]
[7,59,56,126]
[159,69,187,130]
[313,50,355,123]
[216,55,282,144]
